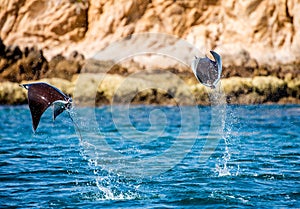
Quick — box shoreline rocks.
[0,39,299,106]
[1,74,299,106]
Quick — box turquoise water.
[0,105,299,208]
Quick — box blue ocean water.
[0,104,299,208]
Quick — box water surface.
[0,105,299,208]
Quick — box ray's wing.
[21,82,69,131]
[210,51,222,87]
[53,100,69,121]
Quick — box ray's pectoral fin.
[210,50,222,87]
[53,100,69,121]
[30,103,48,132]
[20,82,72,131]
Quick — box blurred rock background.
[0,0,299,105]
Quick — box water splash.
[198,82,227,163]
[67,108,141,200]
[215,144,231,177]
[82,157,142,201]
[94,177,140,201]
[214,108,241,177]
[206,82,240,177]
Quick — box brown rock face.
[0,0,88,57]
[1,0,299,66]
[0,44,48,82]
[0,38,87,82]
[44,54,81,80]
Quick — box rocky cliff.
[0,0,300,105]
[1,0,300,65]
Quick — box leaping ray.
[191,50,222,88]
[20,82,72,131]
